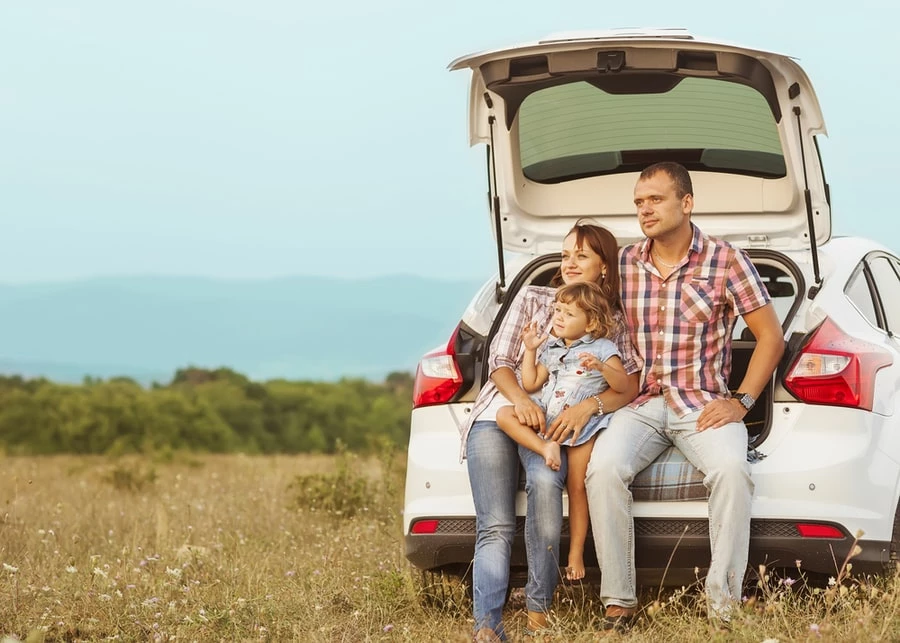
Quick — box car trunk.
[465,248,805,502]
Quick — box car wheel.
[889,501,900,571]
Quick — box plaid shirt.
[621,224,771,416]
[459,285,642,459]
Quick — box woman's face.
[560,232,606,286]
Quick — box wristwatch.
[734,392,756,411]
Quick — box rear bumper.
[405,517,892,581]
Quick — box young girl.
[496,281,631,581]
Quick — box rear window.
[518,77,786,183]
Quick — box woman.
[461,223,642,641]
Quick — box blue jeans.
[585,396,753,617]
[467,420,568,638]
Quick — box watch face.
[739,394,755,410]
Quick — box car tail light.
[410,519,440,534]
[783,317,892,410]
[412,325,463,408]
[796,523,845,539]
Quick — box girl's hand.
[521,321,549,351]
[578,352,604,371]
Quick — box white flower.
[65,566,78,574]
[165,567,182,578]
[3,563,18,573]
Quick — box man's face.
[633,171,693,241]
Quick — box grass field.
[1,451,899,642]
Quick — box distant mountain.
[0,275,484,383]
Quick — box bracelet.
[592,394,604,417]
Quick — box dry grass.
[1,452,899,642]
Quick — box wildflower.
[828,576,837,586]
[809,623,821,634]
[285,570,296,577]
[66,566,78,574]
[383,624,394,633]
[93,567,108,578]
[3,563,19,573]
[782,577,796,587]
[99,594,112,601]
[165,567,182,579]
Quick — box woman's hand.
[521,321,548,352]
[513,396,546,435]
[545,398,596,444]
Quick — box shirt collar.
[548,333,596,349]
[637,223,704,266]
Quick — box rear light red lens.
[412,326,463,408]
[784,318,892,410]
[796,523,845,539]
[410,519,440,534]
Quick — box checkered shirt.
[621,224,771,416]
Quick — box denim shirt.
[537,333,620,426]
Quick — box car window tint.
[518,77,785,183]
[845,265,881,328]
[867,256,900,334]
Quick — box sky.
[1,1,897,283]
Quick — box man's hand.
[513,397,546,434]
[545,398,596,444]
[696,398,746,431]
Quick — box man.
[585,161,785,631]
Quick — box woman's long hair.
[551,222,621,310]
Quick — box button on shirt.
[620,224,771,416]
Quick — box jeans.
[467,420,568,637]
[585,396,753,616]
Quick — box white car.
[403,28,900,593]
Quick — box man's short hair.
[640,162,693,198]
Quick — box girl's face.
[552,300,594,341]
[560,232,606,286]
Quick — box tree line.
[0,368,414,455]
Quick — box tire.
[888,500,900,572]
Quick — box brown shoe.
[473,627,502,642]
[601,605,637,633]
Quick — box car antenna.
[484,92,506,304]
[791,95,822,299]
